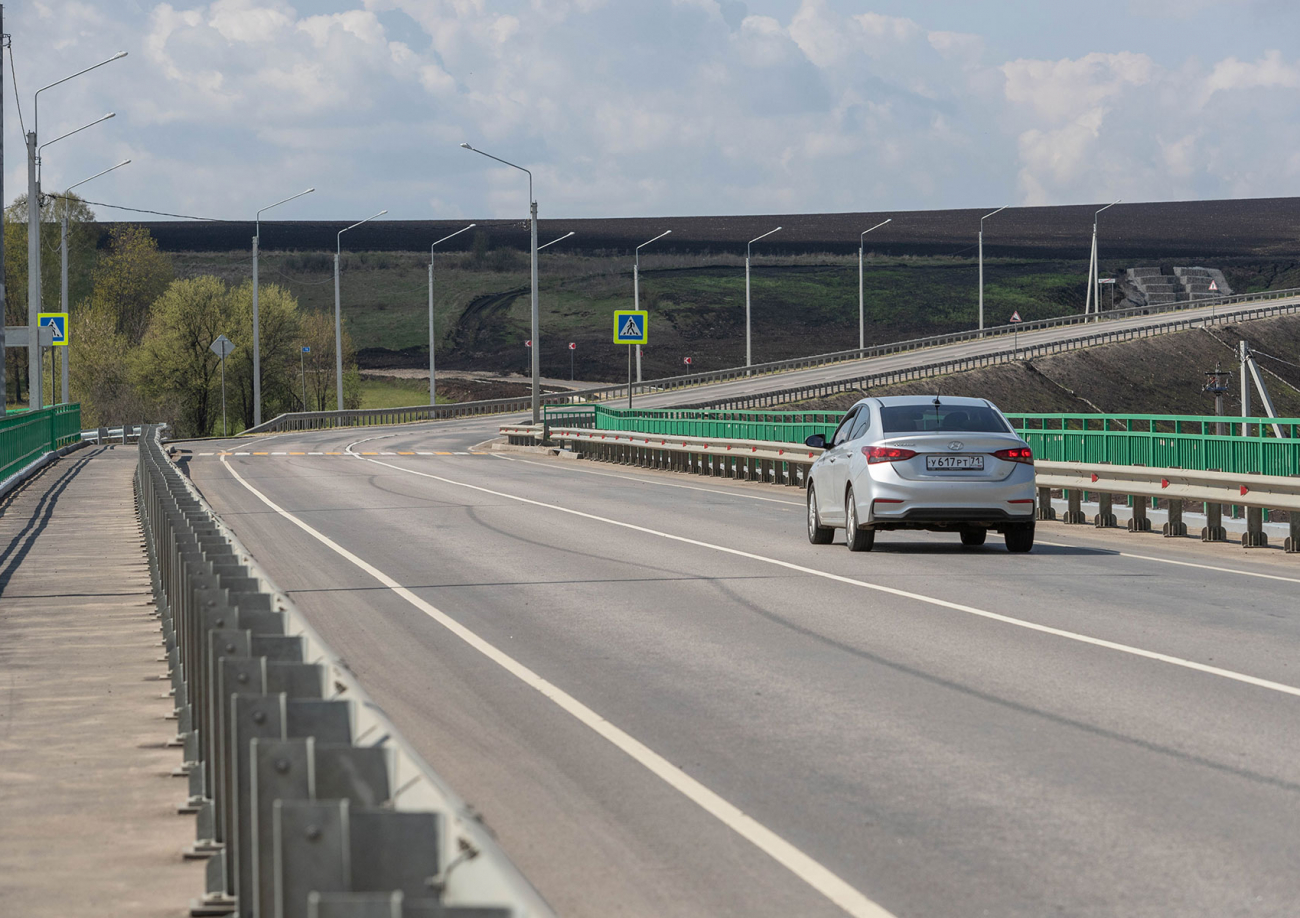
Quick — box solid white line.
[218,455,894,918]
[347,450,1300,701]
[1036,539,1300,586]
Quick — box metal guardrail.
[683,300,1300,410]
[545,426,823,489]
[1,403,82,481]
[244,287,1300,434]
[1034,460,1300,550]
[136,427,555,918]
[79,423,145,444]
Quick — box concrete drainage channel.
[137,427,554,918]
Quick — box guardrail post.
[1242,507,1268,548]
[1162,500,1187,537]
[1286,516,1300,553]
[1202,502,1228,542]
[1036,487,1056,521]
[1127,495,1152,532]
[1094,493,1118,528]
[1063,489,1086,524]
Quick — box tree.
[70,303,148,428]
[89,224,173,342]
[224,281,305,428]
[298,310,361,411]
[132,276,232,437]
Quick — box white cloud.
[9,0,1300,223]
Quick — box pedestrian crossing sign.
[38,312,69,346]
[613,310,648,344]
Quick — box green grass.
[358,377,444,410]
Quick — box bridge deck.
[0,446,199,916]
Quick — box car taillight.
[864,446,918,463]
[993,447,1034,464]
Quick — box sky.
[7,0,1300,222]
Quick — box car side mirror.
[805,434,826,449]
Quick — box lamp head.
[112,51,128,61]
[460,143,473,150]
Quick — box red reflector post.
[864,446,918,464]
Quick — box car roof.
[850,395,997,410]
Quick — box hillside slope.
[785,315,1300,418]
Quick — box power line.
[77,198,235,222]
[1251,349,1300,371]
[6,34,26,137]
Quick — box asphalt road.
[628,295,1300,408]
[184,418,1300,918]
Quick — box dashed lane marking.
[220,453,897,918]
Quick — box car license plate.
[926,455,984,471]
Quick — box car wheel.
[807,485,834,545]
[960,528,986,547]
[1005,523,1035,553]
[844,487,875,552]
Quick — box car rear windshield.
[879,404,1012,434]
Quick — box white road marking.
[346,450,1300,701]
[198,452,213,457]
[218,455,895,918]
[234,452,250,456]
[271,451,287,455]
[1036,539,1300,586]
[308,451,324,456]
[416,451,434,456]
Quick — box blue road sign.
[302,346,311,353]
[38,313,69,346]
[613,310,648,344]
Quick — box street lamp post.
[27,51,126,410]
[858,219,890,350]
[978,206,1007,335]
[1085,200,1120,319]
[745,227,782,370]
[461,142,542,423]
[633,230,671,382]
[57,159,130,403]
[427,223,476,407]
[334,209,387,411]
[253,188,314,426]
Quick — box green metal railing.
[548,405,1300,478]
[1007,412,1300,477]
[1,404,82,481]
[545,404,841,443]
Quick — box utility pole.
[26,128,40,408]
[1204,364,1228,437]
[1240,340,1251,439]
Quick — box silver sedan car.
[804,395,1036,552]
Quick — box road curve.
[183,419,1300,917]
